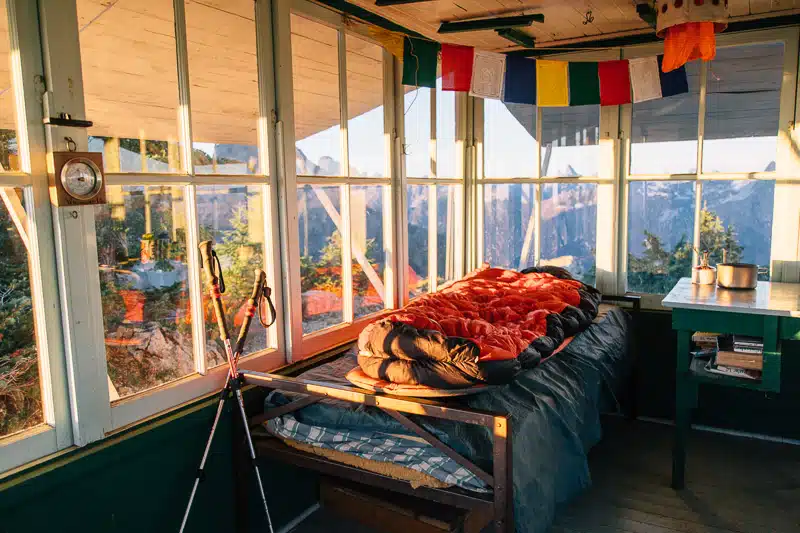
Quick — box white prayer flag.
[469,50,506,100]
[629,56,662,103]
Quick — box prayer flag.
[629,56,662,103]
[568,62,600,106]
[598,59,631,106]
[502,55,536,105]
[441,44,474,91]
[469,50,506,100]
[537,60,569,107]
[402,37,440,88]
[368,27,404,59]
[657,55,689,97]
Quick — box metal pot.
[716,263,764,290]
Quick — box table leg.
[672,329,691,490]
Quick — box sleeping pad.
[357,266,601,388]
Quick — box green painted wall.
[0,396,318,533]
[635,310,800,440]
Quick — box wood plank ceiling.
[348,0,800,51]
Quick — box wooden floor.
[289,418,800,533]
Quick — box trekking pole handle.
[199,240,230,341]
[234,269,266,356]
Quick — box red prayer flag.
[598,59,631,106]
[441,44,474,92]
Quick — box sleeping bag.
[357,265,601,389]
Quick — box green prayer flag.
[568,62,600,106]
[402,37,440,88]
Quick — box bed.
[239,294,638,533]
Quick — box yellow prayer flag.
[537,60,569,107]
[368,27,405,59]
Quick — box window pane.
[437,185,460,285]
[0,188,41,436]
[292,15,341,177]
[197,185,267,366]
[351,185,387,318]
[630,61,700,175]
[627,181,695,294]
[186,0,260,175]
[407,184,429,297]
[0,2,19,172]
[96,185,193,399]
[483,183,536,270]
[77,0,182,173]
[346,34,385,178]
[436,79,458,178]
[541,106,600,177]
[404,88,431,178]
[483,100,536,178]
[701,180,774,272]
[540,183,597,283]
[298,185,343,333]
[703,43,783,173]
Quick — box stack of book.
[705,335,764,381]
[692,332,720,352]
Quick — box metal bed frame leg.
[492,415,513,533]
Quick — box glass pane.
[186,0,260,175]
[540,183,597,284]
[351,185,387,318]
[404,88,431,178]
[77,0,182,173]
[483,100,536,178]
[436,79,458,178]
[407,184,429,297]
[0,188,42,437]
[630,61,701,175]
[96,185,193,399]
[298,185,343,333]
[436,185,459,285]
[197,185,267,366]
[627,181,695,294]
[346,34,385,178]
[0,2,20,172]
[483,183,536,270]
[701,180,775,272]
[703,43,783,173]
[541,106,600,177]
[292,15,341,177]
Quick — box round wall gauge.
[60,157,104,201]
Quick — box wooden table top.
[662,278,800,317]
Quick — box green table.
[662,278,800,489]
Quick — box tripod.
[179,241,277,533]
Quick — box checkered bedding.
[264,395,490,493]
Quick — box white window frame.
[273,0,401,360]
[474,49,620,294]
[618,27,800,308]
[0,0,72,473]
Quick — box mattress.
[264,304,632,533]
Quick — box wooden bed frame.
[233,295,640,533]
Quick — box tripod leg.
[233,385,275,533]
[179,381,229,533]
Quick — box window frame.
[618,27,800,308]
[474,49,620,292]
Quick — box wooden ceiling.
[348,0,800,51]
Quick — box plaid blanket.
[264,398,490,493]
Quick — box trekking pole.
[180,244,274,532]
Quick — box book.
[732,335,764,349]
[692,332,720,345]
[715,350,763,370]
[704,359,761,381]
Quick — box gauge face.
[60,158,102,200]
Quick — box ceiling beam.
[438,14,544,35]
[496,28,536,48]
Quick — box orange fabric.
[662,22,716,73]
[384,266,585,362]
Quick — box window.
[624,39,790,295]
[78,0,182,173]
[540,183,597,283]
[483,183,536,270]
[483,101,536,178]
[1,1,19,172]
[186,0,261,175]
[540,106,600,177]
[0,190,40,437]
[404,87,432,178]
[287,10,391,352]
[407,184,429,297]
